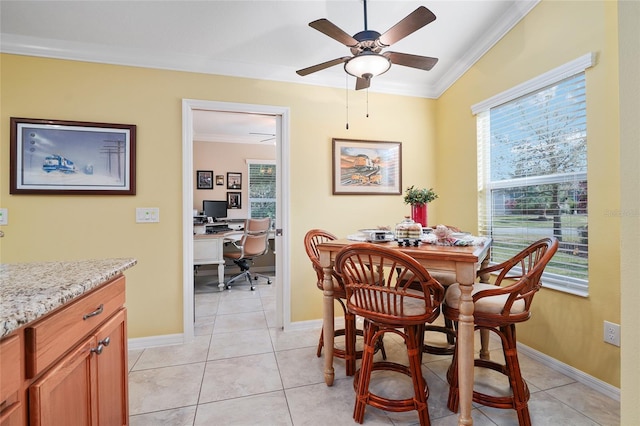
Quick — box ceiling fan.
[250,132,276,142]
[296,0,439,90]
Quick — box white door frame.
[182,99,291,341]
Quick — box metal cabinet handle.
[98,337,110,347]
[91,344,104,355]
[83,304,104,320]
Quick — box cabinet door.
[95,309,128,426]
[29,337,96,426]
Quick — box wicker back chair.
[443,237,558,426]
[335,243,445,425]
[304,230,386,376]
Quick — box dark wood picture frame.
[227,172,242,189]
[215,175,224,186]
[10,117,136,195]
[227,192,241,209]
[332,138,402,195]
[197,170,213,189]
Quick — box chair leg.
[446,341,460,413]
[406,325,430,425]
[316,327,324,357]
[344,311,357,376]
[353,321,377,424]
[502,324,531,426]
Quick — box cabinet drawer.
[25,275,125,378]
[0,335,21,404]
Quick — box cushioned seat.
[443,237,558,426]
[444,282,526,315]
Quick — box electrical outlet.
[603,321,620,346]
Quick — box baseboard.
[517,342,620,401]
[128,333,185,351]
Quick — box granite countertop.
[0,258,137,338]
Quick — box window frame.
[473,53,595,297]
[246,159,276,224]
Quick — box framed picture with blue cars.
[10,117,136,195]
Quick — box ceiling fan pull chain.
[366,89,370,118]
[345,74,350,129]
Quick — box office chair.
[223,217,272,291]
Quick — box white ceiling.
[0,0,539,143]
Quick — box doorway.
[182,99,291,341]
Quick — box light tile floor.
[128,275,620,425]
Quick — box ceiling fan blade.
[385,52,438,71]
[309,19,359,47]
[378,6,436,46]
[355,77,370,91]
[296,57,351,76]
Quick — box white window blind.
[475,55,594,296]
[247,160,276,225]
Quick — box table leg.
[456,264,475,426]
[217,263,225,291]
[322,265,335,386]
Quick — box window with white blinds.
[474,54,594,296]
[247,161,276,225]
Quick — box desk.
[193,234,228,290]
[317,239,492,426]
[193,230,275,291]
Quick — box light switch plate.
[0,208,7,225]
[136,207,160,223]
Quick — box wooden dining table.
[317,238,492,426]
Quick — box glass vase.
[411,203,428,227]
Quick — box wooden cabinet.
[0,275,128,426]
[0,335,23,426]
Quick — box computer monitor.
[202,200,227,221]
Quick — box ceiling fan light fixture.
[344,51,391,79]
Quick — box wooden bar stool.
[335,243,445,425]
[304,230,386,376]
[443,237,558,426]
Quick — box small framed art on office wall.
[227,192,241,209]
[227,172,242,189]
[197,170,213,189]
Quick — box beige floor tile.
[199,352,283,403]
[546,382,620,425]
[128,348,143,372]
[285,378,393,426]
[479,390,600,425]
[129,406,196,426]
[212,310,268,334]
[128,278,620,426]
[132,334,211,370]
[217,295,264,315]
[194,391,292,425]
[269,327,320,352]
[128,363,205,415]
[208,328,273,360]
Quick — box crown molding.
[0,1,538,100]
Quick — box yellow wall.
[618,0,640,423]
[437,0,620,387]
[0,0,624,389]
[0,55,436,338]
